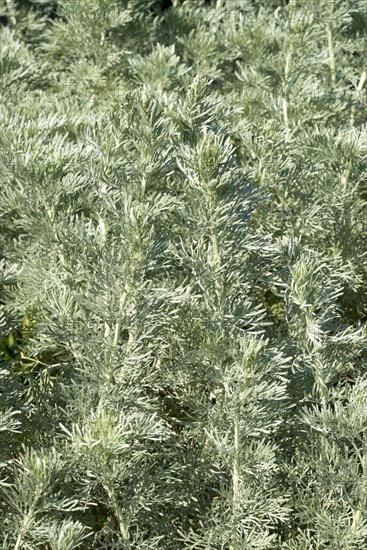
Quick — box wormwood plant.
[0,0,367,548]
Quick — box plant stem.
[326,1,336,88]
[349,440,366,540]
[340,161,351,195]
[14,507,35,550]
[230,411,241,550]
[283,51,292,140]
[350,69,366,126]
[104,482,130,540]
[113,290,126,348]
[211,222,223,307]
[233,411,240,506]
[352,508,363,533]
[104,320,111,364]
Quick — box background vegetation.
[0,0,367,547]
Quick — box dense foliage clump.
[0,0,367,548]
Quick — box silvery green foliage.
[0,0,366,548]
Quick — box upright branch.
[283,51,292,140]
[232,410,241,510]
[326,0,336,88]
[350,69,366,126]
